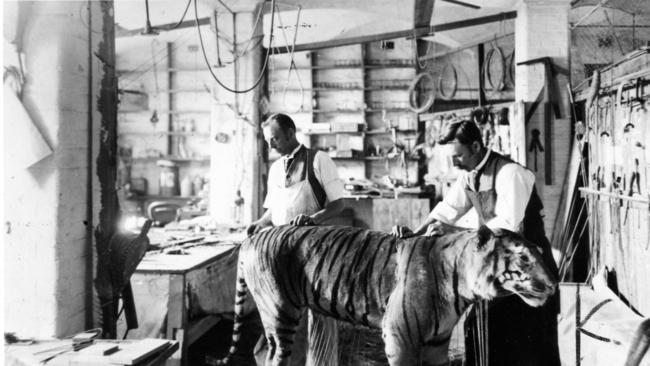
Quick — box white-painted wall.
[4,1,106,338]
[515,0,572,240]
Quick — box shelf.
[364,64,416,69]
[312,109,363,113]
[118,110,211,115]
[302,131,364,136]
[330,156,417,161]
[365,108,412,113]
[366,129,418,135]
[117,67,222,74]
[131,156,210,163]
[119,131,210,137]
[271,87,410,92]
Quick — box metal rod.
[571,0,611,29]
[579,187,650,204]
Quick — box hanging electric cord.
[230,4,265,59]
[159,0,192,31]
[149,39,162,125]
[120,31,195,89]
[408,72,435,113]
[412,30,433,69]
[482,43,506,92]
[276,5,305,113]
[195,0,276,94]
[437,62,458,100]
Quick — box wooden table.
[5,339,179,366]
[119,233,243,366]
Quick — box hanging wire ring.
[408,72,435,113]
[482,45,506,92]
[437,63,458,101]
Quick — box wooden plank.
[269,11,517,54]
[116,18,211,38]
[414,0,435,28]
[136,244,238,273]
[108,339,171,365]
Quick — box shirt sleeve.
[485,163,535,232]
[263,160,281,209]
[313,151,345,203]
[428,173,473,224]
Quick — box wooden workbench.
[118,232,243,366]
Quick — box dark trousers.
[464,293,561,366]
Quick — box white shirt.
[263,144,345,209]
[428,150,536,232]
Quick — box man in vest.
[393,120,560,366]
[247,113,345,366]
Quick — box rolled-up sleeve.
[485,163,535,232]
[428,174,473,224]
[313,151,345,203]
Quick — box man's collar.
[283,144,304,159]
[472,149,491,173]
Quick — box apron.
[464,152,561,366]
[269,148,321,226]
[262,148,339,366]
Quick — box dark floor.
[189,318,464,366]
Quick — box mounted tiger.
[216,224,557,366]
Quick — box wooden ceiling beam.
[116,17,210,38]
[268,11,516,54]
[414,0,435,28]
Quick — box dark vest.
[463,151,561,366]
[284,145,327,208]
[466,151,558,278]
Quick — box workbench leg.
[166,274,187,366]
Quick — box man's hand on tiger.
[246,223,262,237]
[423,221,453,237]
[290,214,315,226]
[390,225,414,238]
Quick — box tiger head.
[463,225,557,307]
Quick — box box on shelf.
[328,150,353,158]
[307,123,331,132]
[336,134,364,152]
[331,122,364,132]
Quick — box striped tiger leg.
[382,290,422,366]
[259,308,303,366]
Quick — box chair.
[146,201,181,226]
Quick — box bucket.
[157,160,180,196]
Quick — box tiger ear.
[477,225,493,248]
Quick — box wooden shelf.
[366,129,417,135]
[118,110,211,115]
[312,109,363,113]
[131,156,210,163]
[365,108,411,112]
[120,131,210,137]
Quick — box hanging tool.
[528,128,544,172]
[518,56,568,185]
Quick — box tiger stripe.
[216,225,556,366]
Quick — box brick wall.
[4,1,106,337]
